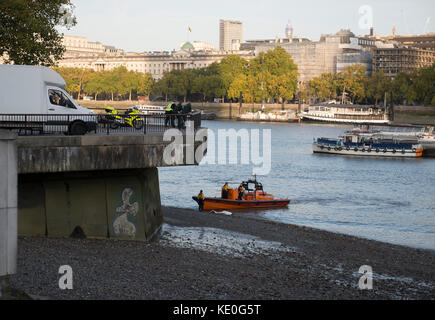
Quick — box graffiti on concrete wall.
[111,187,139,237]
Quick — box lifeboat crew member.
[221,182,230,199]
[197,190,205,211]
[237,184,245,200]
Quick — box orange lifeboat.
[193,178,290,211]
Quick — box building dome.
[181,42,194,50]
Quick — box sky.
[58,0,435,52]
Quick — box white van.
[0,65,96,135]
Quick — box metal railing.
[0,111,202,136]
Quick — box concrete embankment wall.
[393,106,435,125]
[18,168,162,241]
[15,133,205,241]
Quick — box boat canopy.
[241,177,264,192]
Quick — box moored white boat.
[313,129,423,158]
[363,125,435,157]
[136,104,165,115]
[301,103,389,124]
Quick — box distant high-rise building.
[285,21,293,40]
[219,19,243,51]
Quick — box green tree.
[53,67,79,97]
[84,71,105,100]
[0,0,76,65]
[249,47,298,103]
[228,73,260,103]
[337,64,368,103]
[77,68,93,99]
[365,71,391,105]
[228,74,248,102]
[54,67,93,99]
[125,70,140,101]
[167,69,196,102]
[192,63,225,101]
[218,55,248,101]
[309,73,338,101]
[412,64,435,105]
[112,66,130,99]
[392,72,416,105]
[103,70,117,101]
[152,71,181,101]
[137,73,154,99]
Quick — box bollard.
[0,130,17,298]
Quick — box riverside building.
[255,29,375,82]
[372,46,435,77]
[57,36,253,80]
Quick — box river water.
[159,120,435,250]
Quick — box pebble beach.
[8,206,434,300]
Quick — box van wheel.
[70,121,87,135]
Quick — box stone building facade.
[62,35,124,57]
[255,30,380,83]
[58,37,254,80]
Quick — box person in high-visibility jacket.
[197,190,205,211]
[221,182,230,199]
[164,102,174,127]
